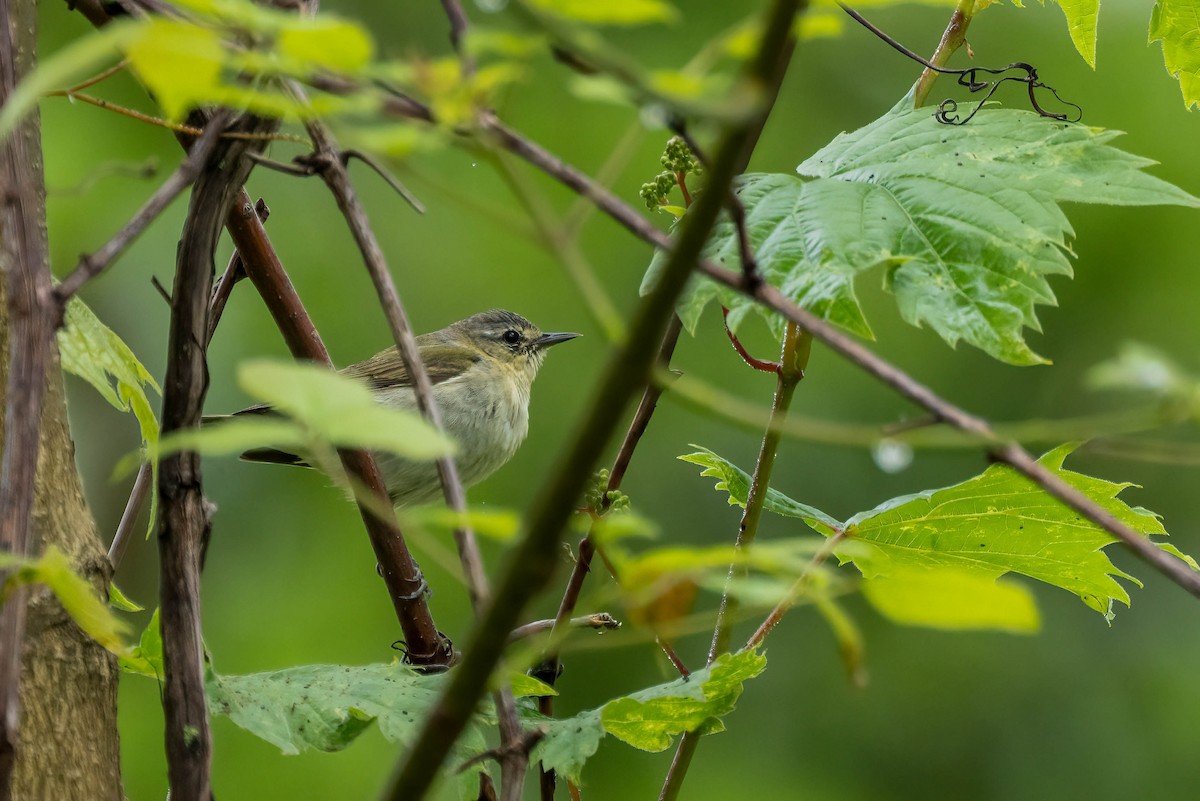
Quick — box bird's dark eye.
[502,329,522,345]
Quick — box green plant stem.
[659,323,810,801]
[912,0,976,108]
[708,322,809,660]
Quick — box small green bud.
[661,135,700,175]
[585,469,612,511]
[604,489,631,513]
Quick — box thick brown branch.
[222,189,453,668]
[156,110,247,801]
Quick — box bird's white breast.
[373,362,532,506]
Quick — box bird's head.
[451,309,579,376]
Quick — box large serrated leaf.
[533,651,766,783]
[683,445,1196,624]
[649,103,1199,365]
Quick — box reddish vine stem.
[721,306,779,373]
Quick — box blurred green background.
[35,1,1200,798]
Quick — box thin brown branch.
[55,121,223,301]
[0,0,58,790]
[289,84,489,616]
[342,150,425,214]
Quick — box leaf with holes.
[533,650,766,783]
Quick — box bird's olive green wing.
[340,343,479,390]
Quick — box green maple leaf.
[646,102,1198,365]
[683,445,1196,625]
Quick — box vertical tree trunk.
[0,0,125,796]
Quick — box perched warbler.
[235,309,579,506]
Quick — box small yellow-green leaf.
[861,567,1041,633]
[400,506,521,542]
[534,651,765,783]
[524,0,678,26]
[1053,0,1100,68]
[599,650,765,752]
[508,673,558,698]
[277,17,375,74]
[119,609,164,677]
[2,547,130,654]
[124,19,225,121]
[108,582,144,612]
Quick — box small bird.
[235,309,579,506]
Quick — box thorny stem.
[911,0,976,107]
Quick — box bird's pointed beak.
[535,331,581,349]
